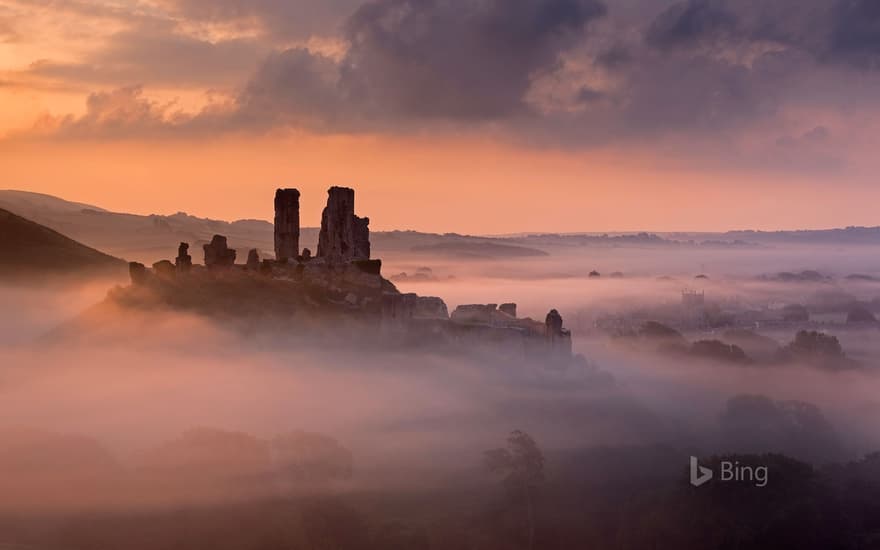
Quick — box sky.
[1,0,880,233]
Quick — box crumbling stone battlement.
[317,187,370,262]
[274,189,300,263]
[415,297,449,319]
[203,235,236,268]
[545,309,573,358]
[175,242,192,273]
[499,303,517,318]
[246,249,260,270]
[451,304,499,324]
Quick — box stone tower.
[317,187,370,261]
[545,309,572,358]
[274,188,300,263]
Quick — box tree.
[300,498,368,550]
[485,430,545,550]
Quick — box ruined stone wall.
[414,296,449,319]
[317,187,370,262]
[352,215,370,261]
[451,304,498,324]
[203,235,236,268]
[175,242,192,273]
[246,249,260,270]
[545,309,573,358]
[381,292,417,332]
[274,188,300,263]
[499,303,517,318]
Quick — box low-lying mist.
[2,242,879,519]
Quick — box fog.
[2,244,879,521]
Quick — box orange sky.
[3,133,878,234]
[1,0,879,233]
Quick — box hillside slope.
[0,208,126,276]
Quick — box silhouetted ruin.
[545,309,572,358]
[122,187,574,364]
[203,235,236,268]
[317,187,370,261]
[129,261,147,285]
[415,297,449,319]
[274,188,300,263]
[246,249,260,271]
[152,260,175,280]
[175,242,192,273]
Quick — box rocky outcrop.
[175,242,192,273]
[317,187,370,262]
[203,235,236,268]
[274,189,300,263]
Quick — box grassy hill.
[0,208,126,277]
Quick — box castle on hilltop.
[125,187,573,362]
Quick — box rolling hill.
[0,207,126,277]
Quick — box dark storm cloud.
[32,0,880,171]
[236,48,349,130]
[830,0,880,69]
[237,0,608,125]
[229,0,877,140]
[645,0,880,69]
[347,0,606,118]
[575,86,605,103]
[616,51,768,134]
[595,44,632,68]
[645,0,737,49]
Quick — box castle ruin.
[126,186,574,364]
